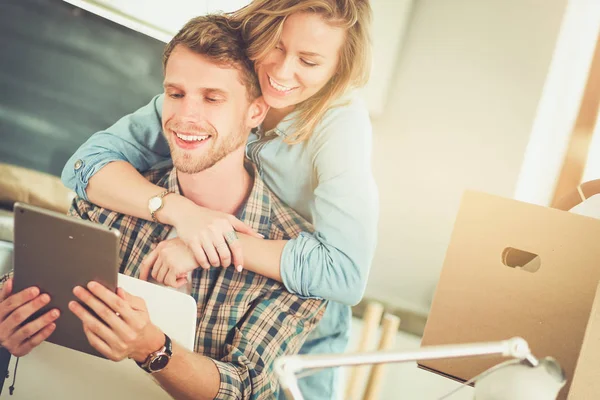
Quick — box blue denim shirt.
[62,93,379,399]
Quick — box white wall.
[583,112,600,181]
[515,0,600,205]
[365,0,568,314]
[361,0,414,116]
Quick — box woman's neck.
[262,105,295,132]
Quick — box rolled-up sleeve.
[212,291,324,399]
[280,101,379,306]
[61,94,170,200]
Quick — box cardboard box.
[568,278,600,399]
[420,191,600,400]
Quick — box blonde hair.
[163,15,261,100]
[228,0,372,143]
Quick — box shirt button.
[74,159,83,170]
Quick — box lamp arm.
[275,337,535,400]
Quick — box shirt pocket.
[194,303,250,358]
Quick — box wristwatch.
[148,190,172,222]
[136,333,172,373]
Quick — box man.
[0,15,325,399]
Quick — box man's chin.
[173,161,210,174]
[170,152,206,174]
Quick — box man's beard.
[165,121,247,174]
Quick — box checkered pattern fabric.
[69,164,325,399]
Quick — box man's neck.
[177,148,252,215]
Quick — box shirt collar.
[158,167,182,196]
[261,90,356,138]
[257,109,300,138]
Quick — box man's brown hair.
[162,14,261,99]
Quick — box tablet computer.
[12,202,120,358]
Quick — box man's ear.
[246,96,269,129]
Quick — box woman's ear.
[246,96,270,129]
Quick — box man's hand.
[0,278,60,357]
[139,238,197,288]
[68,281,164,362]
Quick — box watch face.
[150,354,170,371]
[149,197,162,211]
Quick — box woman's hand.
[139,238,197,288]
[160,195,263,271]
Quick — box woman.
[62,0,378,398]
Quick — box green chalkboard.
[0,0,165,176]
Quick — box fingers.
[139,249,159,281]
[72,287,148,362]
[210,222,232,267]
[230,217,263,239]
[73,283,132,329]
[224,229,244,270]
[0,292,50,338]
[190,242,211,270]
[174,277,188,289]
[82,324,115,361]
[5,309,60,354]
[144,251,179,288]
[0,286,40,321]
[12,322,56,357]
[151,258,164,282]
[228,240,244,272]
[0,278,13,302]
[163,270,178,288]
[155,259,170,284]
[182,217,257,269]
[201,233,221,267]
[145,239,199,286]
[116,288,145,311]
[69,300,123,351]
[86,282,135,321]
[214,242,232,268]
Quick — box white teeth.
[268,76,294,92]
[175,132,209,142]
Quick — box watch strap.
[164,334,172,355]
[150,190,171,222]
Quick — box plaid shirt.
[68,165,326,400]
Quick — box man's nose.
[180,97,203,118]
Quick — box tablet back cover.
[13,202,119,358]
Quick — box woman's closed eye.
[168,92,184,99]
[300,58,318,67]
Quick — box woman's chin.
[263,95,291,110]
[265,93,305,113]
